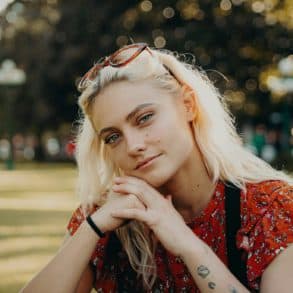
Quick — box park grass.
[0,163,79,292]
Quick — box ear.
[181,84,197,122]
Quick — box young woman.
[21,43,292,293]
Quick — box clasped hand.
[111,176,193,256]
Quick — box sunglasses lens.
[110,44,147,67]
[79,44,148,90]
[110,49,133,66]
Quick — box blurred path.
[0,163,78,292]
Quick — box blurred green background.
[0,0,292,292]
[0,163,78,292]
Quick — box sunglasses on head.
[78,42,182,91]
[79,43,153,89]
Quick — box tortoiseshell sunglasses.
[78,43,153,90]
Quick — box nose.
[125,131,146,156]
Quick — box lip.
[135,154,161,170]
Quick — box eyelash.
[137,112,154,125]
[104,112,154,145]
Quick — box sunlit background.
[0,0,292,291]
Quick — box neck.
[159,147,217,222]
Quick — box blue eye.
[138,113,153,124]
[104,133,120,144]
[103,113,153,145]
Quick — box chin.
[140,167,176,188]
[126,157,179,188]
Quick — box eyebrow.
[98,103,155,138]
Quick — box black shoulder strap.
[225,183,248,288]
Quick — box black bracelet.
[86,215,106,238]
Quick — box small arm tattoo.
[197,265,210,278]
[228,285,239,293]
[208,281,216,289]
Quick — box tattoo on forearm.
[228,285,239,293]
[208,281,216,289]
[197,265,210,278]
[197,265,216,290]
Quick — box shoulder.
[237,180,293,290]
[66,204,115,269]
[243,179,291,205]
[67,204,99,236]
[240,180,292,233]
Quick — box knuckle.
[127,194,137,205]
[136,201,145,209]
[141,180,148,189]
[149,213,159,227]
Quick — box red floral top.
[67,180,293,292]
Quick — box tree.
[0,0,292,159]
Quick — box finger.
[115,176,152,191]
[126,193,147,210]
[114,176,141,184]
[116,176,164,204]
[119,219,132,227]
[112,181,156,207]
[133,197,147,210]
[111,209,150,223]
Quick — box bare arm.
[20,221,99,293]
[179,230,250,293]
[260,244,293,293]
[20,193,144,293]
[62,232,95,293]
[110,177,250,293]
[75,263,95,293]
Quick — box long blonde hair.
[74,45,292,289]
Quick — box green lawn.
[0,163,79,293]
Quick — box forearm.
[20,221,99,293]
[180,230,250,293]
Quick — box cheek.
[111,151,125,165]
[146,132,160,143]
[151,115,185,145]
[151,114,176,140]
[105,148,124,169]
[144,126,163,146]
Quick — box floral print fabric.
[67,180,293,292]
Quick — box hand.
[90,189,145,233]
[111,176,195,256]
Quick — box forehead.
[91,79,174,129]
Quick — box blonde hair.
[75,46,292,289]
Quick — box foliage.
[0,0,292,133]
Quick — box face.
[91,79,197,187]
